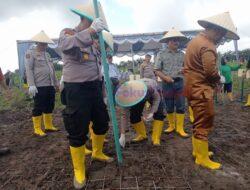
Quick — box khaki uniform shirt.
[184,32,220,100]
[58,27,102,83]
[25,46,57,87]
[154,48,184,78]
[140,62,156,80]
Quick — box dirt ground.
[0,102,249,190]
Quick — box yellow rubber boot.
[32,116,46,137]
[43,113,59,131]
[70,146,86,189]
[188,106,194,123]
[91,134,114,163]
[227,92,234,102]
[89,122,108,142]
[85,146,92,156]
[194,138,221,170]
[164,113,175,133]
[176,114,189,137]
[132,121,147,142]
[245,94,250,106]
[151,120,164,146]
[192,136,213,158]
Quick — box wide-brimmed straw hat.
[160,27,187,43]
[198,12,239,40]
[115,80,147,107]
[103,31,114,51]
[70,0,108,30]
[30,31,54,44]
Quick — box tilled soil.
[0,102,249,190]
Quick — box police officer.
[58,2,113,188]
[155,28,188,138]
[116,78,165,147]
[140,54,156,80]
[25,31,59,137]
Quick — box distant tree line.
[222,49,250,61]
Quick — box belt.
[64,80,102,88]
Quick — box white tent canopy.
[16,29,235,78]
[113,30,201,57]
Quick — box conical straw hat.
[103,31,114,51]
[70,0,109,30]
[160,27,187,43]
[30,31,54,44]
[198,12,239,40]
[115,80,147,107]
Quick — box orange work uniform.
[184,33,220,141]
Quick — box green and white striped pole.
[93,0,123,164]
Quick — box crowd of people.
[1,1,250,189]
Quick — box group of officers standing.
[22,1,241,189]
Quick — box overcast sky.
[0,0,249,73]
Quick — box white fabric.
[29,86,38,97]
[90,18,105,33]
[119,133,126,148]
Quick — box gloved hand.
[103,97,108,105]
[59,76,64,92]
[220,75,225,84]
[143,112,154,122]
[90,18,106,33]
[119,134,126,148]
[29,86,38,97]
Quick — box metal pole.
[93,0,123,164]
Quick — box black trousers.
[62,81,110,147]
[130,98,165,124]
[33,86,55,116]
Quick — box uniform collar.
[199,32,215,44]
[166,48,180,54]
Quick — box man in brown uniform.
[58,2,112,188]
[184,12,239,170]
